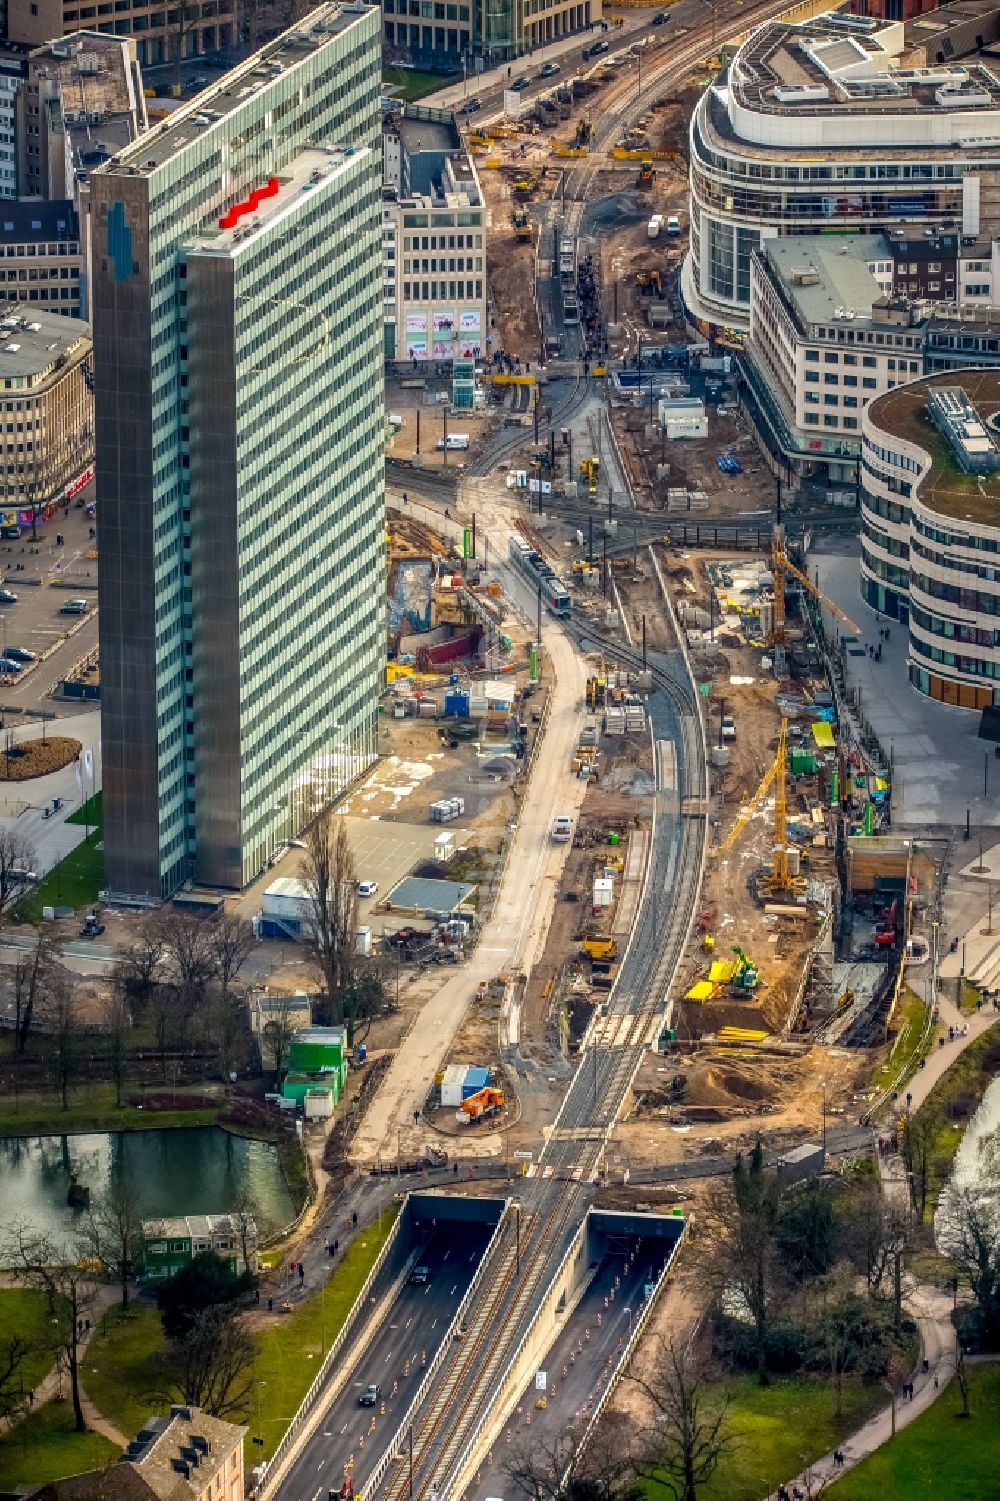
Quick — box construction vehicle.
[580,456,600,494]
[581,937,617,961]
[874,899,899,948]
[729,946,760,996]
[636,270,664,296]
[771,525,862,645]
[586,675,607,708]
[718,718,804,897]
[512,206,532,241]
[637,159,655,188]
[458,1086,505,1123]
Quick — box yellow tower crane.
[771,526,863,645]
[718,718,801,896]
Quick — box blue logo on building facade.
[106,201,133,283]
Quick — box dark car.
[359,1383,381,1407]
[459,96,481,115]
[410,1265,431,1285]
[3,646,35,662]
[653,9,672,22]
[584,40,609,58]
[80,914,106,939]
[510,76,530,92]
[0,657,22,673]
[2,525,20,540]
[539,61,560,79]
[0,588,18,603]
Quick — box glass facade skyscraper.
[92,4,385,899]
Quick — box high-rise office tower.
[92,4,385,900]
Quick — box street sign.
[536,1370,547,1391]
[514,1149,533,1160]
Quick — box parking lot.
[0,481,98,712]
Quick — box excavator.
[729,946,761,996]
[636,270,664,296]
[512,206,532,241]
[636,159,655,188]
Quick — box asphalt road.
[466,1239,671,1501]
[276,1226,493,1501]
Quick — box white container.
[355,925,373,956]
[593,877,614,908]
[304,1088,334,1120]
[440,1063,469,1108]
[434,831,456,862]
[262,878,311,922]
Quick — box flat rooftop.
[0,304,90,381]
[760,235,893,328]
[730,10,1000,118]
[185,145,366,258]
[99,2,373,174]
[869,370,1000,523]
[396,112,459,156]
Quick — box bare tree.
[208,912,255,1001]
[627,1338,732,1501]
[4,1226,99,1433]
[503,1419,637,1501]
[12,924,56,1056]
[262,1007,297,1080]
[118,919,167,999]
[168,1308,256,1418]
[936,1179,1000,1345]
[82,1181,143,1308]
[0,1333,30,1422]
[0,828,35,923]
[849,1180,910,1331]
[954,1335,971,1418]
[104,965,132,1108]
[901,1109,939,1221]
[159,909,219,1026]
[170,2,202,97]
[48,975,79,1110]
[301,818,359,1037]
[210,991,243,1082]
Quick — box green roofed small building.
[140,1214,257,1282]
[281,1025,347,1107]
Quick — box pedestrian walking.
[352,1211,358,1228]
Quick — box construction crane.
[718,717,800,896]
[771,526,862,644]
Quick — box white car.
[357,880,379,898]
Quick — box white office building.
[683,7,1000,339]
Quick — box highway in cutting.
[274,1225,493,1501]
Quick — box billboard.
[405,312,428,362]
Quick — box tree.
[776,1183,838,1283]
[847,1180,910,1331]
[503,1420,639,1501]
[169,2,202,97]
[168,1306,256,1418]
[301,818,359,1037]
[119,919,167,999]
[936,1180,1000,1346]
[48,975,78,1110]
[156,1251,257,1342]
[901,1109,939,1221]
[104,965,132,1108]
[0,828,35,924]
[627,1339,732,1501]
[83,1182,143,1309]
[158,910,219,1028]
[0,1332,30,1422]
[12,924,56,1056]
[703,1141,783,1386]
[262,1008,297,1080]
[4,1226,98,1433]
[208,912,255,1001]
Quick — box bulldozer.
[636,159,655,188]
[512,206,532,241]
[581,937,617,961]
[636,270,663,296]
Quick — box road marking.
[318,1460,325,1469]
[431,1318,437,1330]
[442,1249,450,1261]
[450,1284,458,1296]
[340,1424,348,1435]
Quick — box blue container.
[444,690,470,719]
[462,1066,490,1098]
[356,1042,368,1063]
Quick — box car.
[79,914,106,939]
[652,9,672,22]
[459,96,481,114]
[357,880,379,898]
[510,76,530,92]
[584,39,609,58]
[410,1265,431,1285]
[0,657,21,673]
[1,525,20,540]
[184,75,209,93]
[0,589,18,603]
[3,646,35,662]
[59,598,89,614]
[538,61,560,78]
[359,1384,381,1407]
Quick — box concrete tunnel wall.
[407,1193,508,1228]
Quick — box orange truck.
[459,1086,505,1123]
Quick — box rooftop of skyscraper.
[868,370,1000,523]
[95,2,375,177]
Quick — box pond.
[0,1127,296,1255]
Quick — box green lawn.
[66,791,102,826]
[835,1365,1000,1500]
[873,988,932,1092]
[0,1288,60,1399]
[14,833,104,921]
[0,1402,119,1490]
[0,1081,221,1138]
[697,1375,886,1501]
[85,1207,399,1461]
[382,65,453,101]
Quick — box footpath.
[768,925,1000,1500]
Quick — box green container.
[790,748,817,776]
[608,831,620,845]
